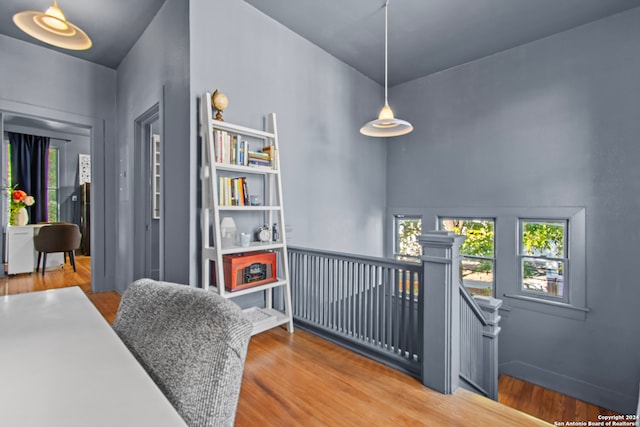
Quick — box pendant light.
[13,0,92,51]
[360,0,413,138]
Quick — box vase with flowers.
[9,188,35,226]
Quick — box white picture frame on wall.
[79,154,91,185]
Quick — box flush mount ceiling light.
[13,0,92,50]
[360,0,413,138]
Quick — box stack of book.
[262,145,277,170]
[213,129,277,170]
[247,150,270,168]
[247,145,277,169]
[218,176,249,206]
[214,130,248,165]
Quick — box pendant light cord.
[384,0,389,106]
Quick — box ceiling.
[0,0,166,69]
[244,0,640,86]
[0,0,639,83]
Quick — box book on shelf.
[248,150,270,161]
[217,176,249,206]
[213,130,249,166]
[243,307,278,333]
[213,129,278,169]
[248,158,271,168]
[261,145,277,170]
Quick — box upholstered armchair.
[113,279,252,427]
[33,223,81,275]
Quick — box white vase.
[14,207,29,226]
[220,217,237,248]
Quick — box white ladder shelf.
[199,92,294,335]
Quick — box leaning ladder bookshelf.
[199,92,294,335]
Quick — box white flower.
[24,196,35,206]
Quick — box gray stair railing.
[459,283,502,399]
[419,231,502,399]
[288,234,502,400]
[288,246,423,376]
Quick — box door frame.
[133,103,163,281]
[0,100,106,291]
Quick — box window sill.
[503,293,589,321]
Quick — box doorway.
[1,112,92,280]
[133,104,162,281]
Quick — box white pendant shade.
[360,104,414,137]
[13,1,92,51]
[360,0,412,138]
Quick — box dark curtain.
[8,132,50,223]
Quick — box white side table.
[6,226,33,274]
[6,225,65,275]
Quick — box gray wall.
[0,34,117,292]
[386,8,640,413]
[115,0,190,292]
[189,0,387,283]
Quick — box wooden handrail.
[288,245,422,271]
[459,282,489,327]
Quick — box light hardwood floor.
[1,256,121,323]
[1,258,621,426]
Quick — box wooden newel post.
[419,231,466,394]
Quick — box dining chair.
[33,223,82,276]
[113,279,253,427]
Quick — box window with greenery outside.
[6,145,59,223]
[394,216,422,297]
[439,218,495,297]
[394,216,422,261]
[519,220,566,298]
[48,147,58,222]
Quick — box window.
[518,219,567,300]
[439,217,495,297]
[47,147,59,222]
[402,207,585,318]
[394,215,422,260]
[6,144,59,222]
[5,142,11,216]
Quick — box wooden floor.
[1,260,621,426]
[498,374,620,424]
[0,256,121,323]
[236,327,549,426]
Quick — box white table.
[0,287,187,427]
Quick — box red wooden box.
[211,251,277,292]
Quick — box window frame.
[5,142,60,223]
[4,140,10,226]
[47,146,59,222]
[505,208,586,320]
[517,218,569,303]
[438,216,496,297]
[389,207,587,320]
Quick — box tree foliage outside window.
[394,215,569,299]
[521,221,564,258]
[519,220,566,298]
[48,147,58,222]
[440,218,495,296]
[441,219,494,259]
[395,216,422,258]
